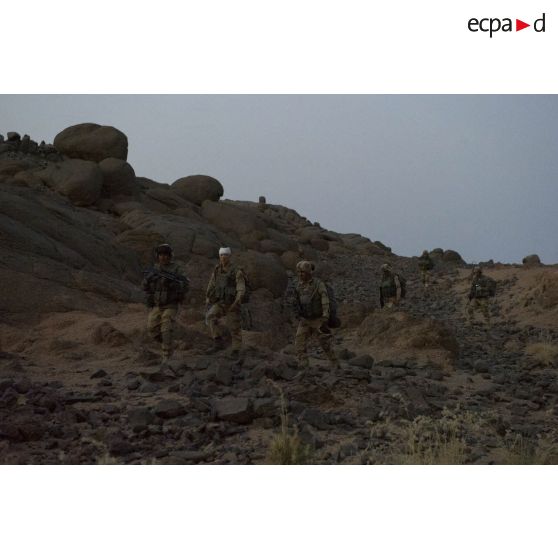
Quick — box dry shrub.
[370,409,470,465]
[365,408,558,465]
[494,432,558,465]
[358,311,459,360]
[525,342,558,367]
[91,321,129,347]
[266,381,313,465]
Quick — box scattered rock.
[99,157,138,197]
[348,354,375,369]
[212,397,253,424]
[127,407,156,428]
[167,450,207,464]
[473,360,489,374]
[127,378,141,391]
[153,399,187,419]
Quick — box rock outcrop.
[172,175,224,205]
[54,123,128,162]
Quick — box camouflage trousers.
[207,303,242,350]
[147,305,178,357]
[295,317,338,366]
[467,298,491,325]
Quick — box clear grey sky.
[1,95,557,264]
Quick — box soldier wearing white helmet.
[205,247,247,357]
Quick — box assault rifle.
[143,268,190,291]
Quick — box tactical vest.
[472,277,496,299]
[296,279,324,319]
[214,265,239,305]
[150,264,184,307]
[380,276,397,299]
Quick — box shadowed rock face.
[0,124,393,323]
[37,159,103,206]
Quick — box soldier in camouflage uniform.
[379,263,405,309]
[293,261,339,371]
[417,250,434,287]
[205,247,247,357]
[142,244,189,363]
[467,266,495,326]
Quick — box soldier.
[293,260,339,372]
[467,266,496,326]
[205,247,247,357]
[379,263,406,309]
[417,250,434,287]
[142,244,189,363]
[258,196,268,212]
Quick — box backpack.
[295,279,341,328]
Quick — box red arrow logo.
[516,19,530,31]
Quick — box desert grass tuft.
[266,380,313,465]
[525,341,558,368]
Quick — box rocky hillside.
[1,124,558,464]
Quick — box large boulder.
[54,123,128,162]
[36,159,102,206]
[115,209,226,264]
[0,159,35,178]
[429,248,444,259]
[142,186,203,220]
[442,249,465,264]
[296,226,324,245]
[280,251,300,271]
[201,200,267,239]
[235,250,288,297]
[172,175,224,205]
[99,158,138,198]
[522,254,541,266]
